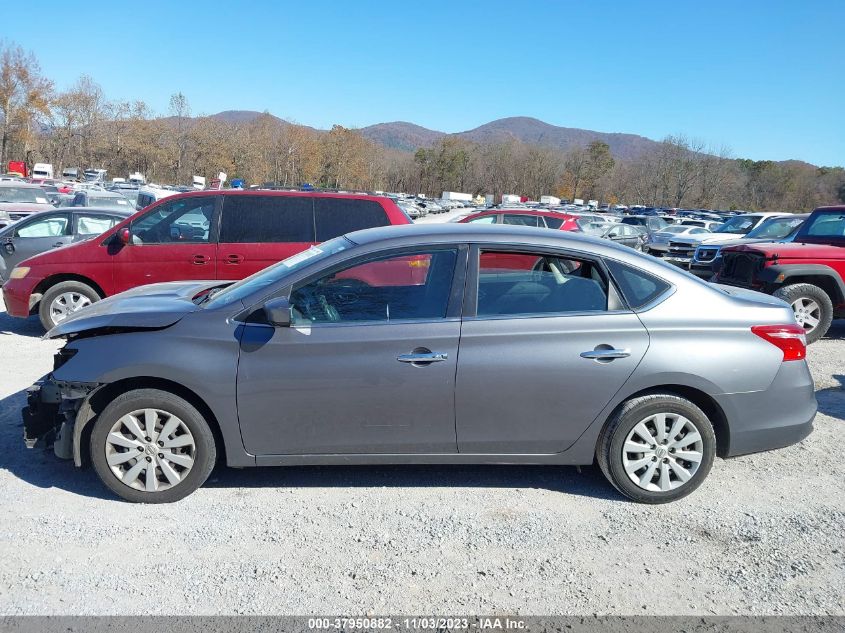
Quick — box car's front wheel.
[598,394,716,503]
[90,389,217,503]
[38,280,100,330]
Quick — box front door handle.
[192,254,209,265]
[580,348,631,360]
[397,352,448,364]
[52,241,65,248]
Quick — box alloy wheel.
[621,413,704,492]
[104,408,196,493]
[791,297,821,333]
[49,292,92,324]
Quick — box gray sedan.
[23,224,816,503]
[0,207,132,282]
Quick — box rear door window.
[221,195,315,243]
[75,213,120,236]
[314,198,389,241]
[502,214,541,227]
[476,250,608,316]
[15,213,71,238]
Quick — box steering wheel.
[292,288,339,323]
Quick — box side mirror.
[117,227,131,245]
[263,297,292,327]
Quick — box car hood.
[44,280,223,339]
[722,241,845,260]
[694,236,784,250]
[671,233,747,246]
[0,202,54,212]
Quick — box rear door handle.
[397,352,448,364]
[52,242,65,248]
[225,254,244,264]
[192,254,209,265]
[580,348,631,360]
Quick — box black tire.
[38,280,100,330]
[597,393,716,504]
[90,389,216,503]
[773,283,833,344]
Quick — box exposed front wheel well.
[77,377,226,467]
[599,385,730,457]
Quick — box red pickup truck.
[2,190,411,330]
[717,205,845,343]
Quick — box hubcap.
[105,408,196,493]
[622,413,704,492]
[791,298,820,332]
[49,292,92,324]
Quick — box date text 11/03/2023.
[307,617,527,630]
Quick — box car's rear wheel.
[90,389,216,503]
[38,281,100,330]
[773,283,833,344]
[598,394,716,503]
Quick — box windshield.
[577,219,607,234]
[0,186,48,204]
[205,237,354,309]
[660,225,690,234]
[715,215,758,234]
[746,216,805,239]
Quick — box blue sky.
[3,0,843,165]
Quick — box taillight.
[751,324,807,361]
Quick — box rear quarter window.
[606,259,672,310]
[314,198,390,241]
[221,195,315,243]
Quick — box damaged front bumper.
[23,377,100,460]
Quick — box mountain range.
[208,111,663,161]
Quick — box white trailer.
[441,191,472,202]
[32,163,53,179]
[501,194,521,205]
[540,195,560,205]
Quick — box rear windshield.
[715,216,758,234]
[0,186,49,204]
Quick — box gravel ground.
[0,290,843,615]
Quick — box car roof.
[158,189,394,203]
[466,208,575,218]
[346,222,634,255]
[81,189,127,198]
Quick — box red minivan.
[2,190,411,329]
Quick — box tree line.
[2,42,843,211]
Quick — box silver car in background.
[23,224,816,504]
